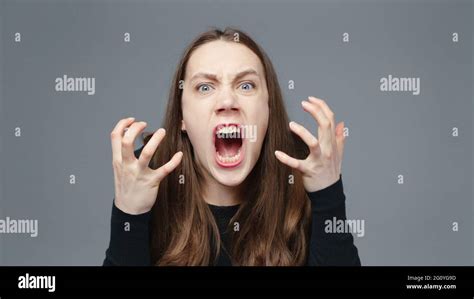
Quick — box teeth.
[216,148,241,164]
[216,125,239,136]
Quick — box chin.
[209,159,251,187]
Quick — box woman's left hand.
[275,96,346,193]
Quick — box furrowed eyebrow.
[190,72,218,83]
[190,68,259,84]
[233,69,259,81]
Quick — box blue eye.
[197,84,213,93]
[240,82,255,91]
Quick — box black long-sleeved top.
[103,147,361,266]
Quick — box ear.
[181,120,186,131]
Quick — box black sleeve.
[306,174,361,266]
[102,201,152,266]
[103,145,152,266]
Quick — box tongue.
[216,137,241,157]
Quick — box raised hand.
[110,117,183,214]
[275,96,346,193]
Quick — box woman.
[104,27,360,266]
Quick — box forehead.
[185,40,264,79]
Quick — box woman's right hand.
[110,117,183,215]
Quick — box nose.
[215,86,240,114]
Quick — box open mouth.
[213,123,244,168]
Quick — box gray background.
[0,0,472,265]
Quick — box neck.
[203,176,243,207]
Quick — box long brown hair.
[143,27,311,266]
